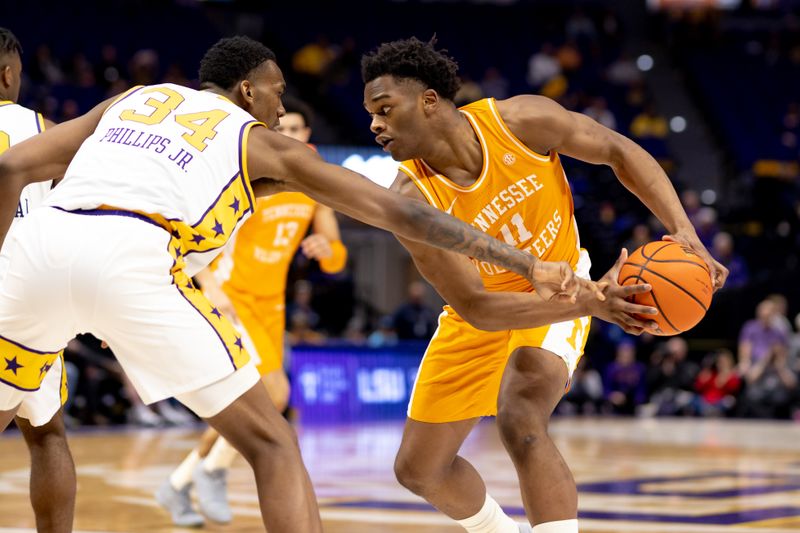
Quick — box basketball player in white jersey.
[0,28,75,533]
[0,37,599,532]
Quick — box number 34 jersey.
[399,97,582,294]
[46,84,264,271]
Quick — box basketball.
[618,241,713,336]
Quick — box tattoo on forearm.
[408,202,534,278]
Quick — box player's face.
[275,112,311,143]
[1,53,22,103]
[246,60,286,129]
[363,75,428,161]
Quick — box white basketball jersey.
[47,84,265,274]
[0,101,53,232]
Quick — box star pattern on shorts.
[190,233,205,245]
[234,337,243,350]
[229,197,240,214]
[39,361,53,377]
[5,356,23,375]
[211,307,222,319]
[212,219,224,237]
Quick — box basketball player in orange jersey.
[361,37,729,533]
[0,37,594,533]
[0,28,75,533]
[157,97,348,527]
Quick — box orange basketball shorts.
[408,306,591,424]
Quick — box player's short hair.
[199,36,276,90]
[361,36,461,101]
[0,28,22,58]
[282,95,314,128]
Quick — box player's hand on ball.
[589,248,660,335]
[662,232,728,292]
[301,234,333,260]
[529,259,605,304]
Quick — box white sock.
[532,519,578,533]
[456,494,518,533]
[203,437,240,472]
[169,450,200,490]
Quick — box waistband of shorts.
[51,206,173,233]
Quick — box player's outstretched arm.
[246,128,589,300]
[497,95,728,291]
[0,97,113,246]
[391,175,652,333]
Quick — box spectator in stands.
[740,345,798,419]
[292,35,336,78]
[738,298,790,373]
[711,232,749,289]
[367,315,398,349]
[566,8,597,42]
[603,340,646,415]
[556,40,583,73]
[128,48,159,85]
[479,67,509,100]
[694,207,719,248]
[789,313,800,372]
[392,281,437,341]
[526,42,561,89]
[559,358,603,415]
[606,52,642,86]
[630,103,668,139]
[582,96,617,130]
[643,337,699,416]
[454,75,483,107]
[287,280,321,332]
[766,293,792,335]
[30,44,64,86]
[681,189,701,226]
[287,313,326,346]
[623,223,651,254]
[95,44,122,90]
[694,349,741,417]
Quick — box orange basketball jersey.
[399,98,582,293]
[214,192,317,297]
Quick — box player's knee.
[394,452,432,494]
[496,401,550,456]
[234,417,299,466]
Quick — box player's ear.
[239,80,254,103]
[422,88,439,114]
[0,65,10,89]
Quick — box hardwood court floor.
[0,418,798,532]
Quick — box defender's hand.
[588,249,660,335]
[663,232,728,292]
[301,234,333,260]
[529,259,605,304]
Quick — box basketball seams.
[630,264,709,312]
[642,241,711,275]
[619,273,680,335]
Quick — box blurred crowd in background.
[5,0,799,425]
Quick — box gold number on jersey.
[175,109,230,152]
[273,221,300,247]
[0,130,9,154]
[499,214,534,246]
[566,318,587,352]
[120,87,185,125]
[118,87,230,151]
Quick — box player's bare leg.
[497,347,577,530]
[205,381,321,532]
[17,412,76,533]
[0,407,19,431]
[394,418,484,516]
[193,370,291,523]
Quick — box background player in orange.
[361,37,729,533]
[158,96,348,527]
[0,28,75,533]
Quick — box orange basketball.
[617,241,713,336]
